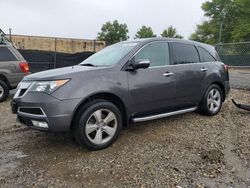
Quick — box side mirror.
[132,59,150,70]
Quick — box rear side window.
[135,42,170,67]
[172,43,199,64]
[0,47,17,62]
[198,47,216,62]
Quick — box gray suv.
[0,43,29,102]
[11,38,230,150]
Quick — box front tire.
[0,80,9,102]
[200,84,223,116]
[73,100,122,150]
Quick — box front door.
[127,42,176,116]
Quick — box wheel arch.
[211,81,225,101]
[70,92,128,130]
[0,74,11,89]
[201,81,226,103]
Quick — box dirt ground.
[0,89,250,187]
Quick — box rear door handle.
[163,72,174,77]
[201,68,208,72]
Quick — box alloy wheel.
[85,109,118,145]
[207,88,221,113]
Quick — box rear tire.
[73,100,122,150]
[0,80,9,102]
[199,84,223,116]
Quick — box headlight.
[29,79,69,94]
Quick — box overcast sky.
[0,0,207,40]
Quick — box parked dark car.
[11,38,230,150]
[0,43,29,102]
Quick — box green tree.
[97,20,129,45]
[190,21,218,44]
[231,0,250,42]
[161,26,183,39]
[190,0,250,44]
[135,26,156,38]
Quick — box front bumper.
[11,92,81,132]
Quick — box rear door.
[127,42,177,115]
[171,42,206,107]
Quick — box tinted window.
[0,47,17,61]
[135,42,170,67]
[172,43,199,64]
[198,47,216,62]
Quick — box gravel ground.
[0,89,250,187]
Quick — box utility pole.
[218,22,223,44]
[218,8,226,44]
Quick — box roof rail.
[0,29,12,45]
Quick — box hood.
[24,65,99,81]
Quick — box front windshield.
[80,42,138,66]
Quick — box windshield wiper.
[80,63,97,67]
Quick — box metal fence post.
[54,38,57,68]
[9,28,12,42]
[93,40,96,52]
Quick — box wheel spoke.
[210,102,215,111]
[213,90,220,99]
[208,90,214,99]
[0,86,3,97]
[93,110,102,123]
[103,112,115,124]
[103,126,116,136]
[210,89,214,96]
[86,123,98,134]
[93,129,102,144]
[207,98,213,105]
[213,100,220,107]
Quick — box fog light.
[31,120,49,128]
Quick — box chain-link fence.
[215,42,250,67]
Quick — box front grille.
[18,107,44,116]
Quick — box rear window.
[0,47,17,61]
[172,43,199,64]
[198,47,216,62]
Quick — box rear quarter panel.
[199,61,229,102]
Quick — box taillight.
[224,64,228,72]
[19,62,29,73]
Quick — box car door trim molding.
[132,107,197,123]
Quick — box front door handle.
[201,67,208,72]
[163,72,174,77]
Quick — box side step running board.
[132,107,198,123]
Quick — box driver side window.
[135,42,170,67]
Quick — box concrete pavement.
[229,69,250,90]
